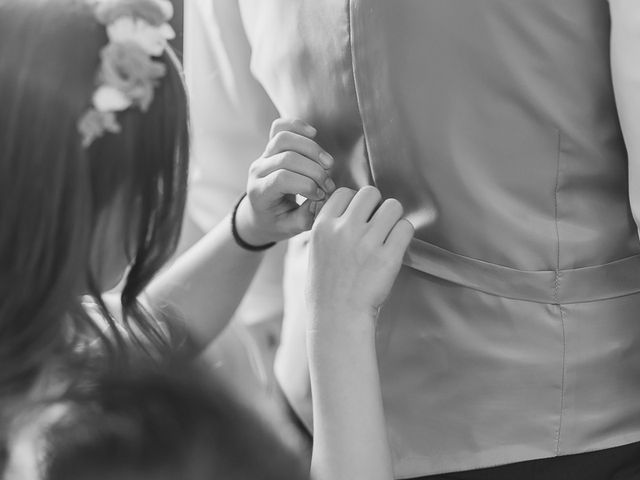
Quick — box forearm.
[145,213,265,350]
[610,0,640,234]
[308,313,393,480]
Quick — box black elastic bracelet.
[231,193,277,252]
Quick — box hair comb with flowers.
[78,0,176,147]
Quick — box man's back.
[187,0,640,476]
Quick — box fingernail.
[319,152,333,168]
[304,124,317,137]
[324,177,335,192]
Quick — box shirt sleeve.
[184,0,279,230]
[183,0,285,328]
[610,0,640,238]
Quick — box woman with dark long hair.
[0,0,414,478]
[0,0,190,398]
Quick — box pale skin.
[610,0,640,237]
[142,118,338,346]
[93,118,413,479]
[118,5,638,478]
[94,118,335,346]
[307,187,414,480]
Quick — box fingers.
[257,170,327,202]
[384,218,415,257]
[316,187,358,219]
[342,186,382,223]
[264,130,334,170]
[318,186,414,251]
[270,118,317,140]
[367,198,405,244]
[252,152,335,193]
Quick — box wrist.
[308,306,378,341]
[307,314,378,367]
[233,195,277,247]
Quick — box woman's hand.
[235,118,336,246]
[307,186,412,480]
[307,186,414,331]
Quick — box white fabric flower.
[106,16,175,56]
[93,85,132,112]
[156,0,174,20]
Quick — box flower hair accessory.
[78,0,176,147]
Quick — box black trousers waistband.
[413,441,640,480]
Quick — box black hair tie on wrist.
[231,193,277,252]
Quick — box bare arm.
[145,119,335,349]
[176,0,285,335]
[307,187,414,480]
[144,203,268,347]
[610,0,640,235]
[308,318,391,480]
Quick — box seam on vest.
[554,130,567,455]
[553,130,562,303]
[556,304,567,455]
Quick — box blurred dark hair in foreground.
[45,360,308,480]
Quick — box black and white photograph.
[1,1,640,479]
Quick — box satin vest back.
[239,0,640,476]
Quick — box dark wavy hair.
[0,0,189,395]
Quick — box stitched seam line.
[553,130,562,303]
[556,304,567,455]
[554,130,566,455]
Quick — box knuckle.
[311,165,327,183]
[280,151,297,166]
[279,169,295,184]
[246,179,259,194]
[248,160,261,177]
[270,169,288,188]
[246,185,261,203]
[270,118,287,134]
[265,137,277,155]
[272,131,291,148]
